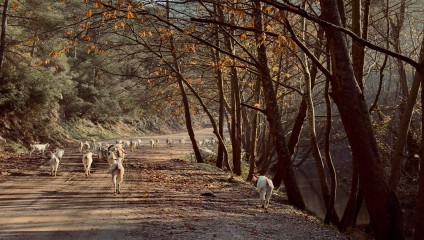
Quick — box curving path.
[0,129,346,239]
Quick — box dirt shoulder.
[0,130,346,240]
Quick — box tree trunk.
[323,48,338,225]
[320,0,404,238]
[287,28,323,155]
[336,0,346,27]
[256,122,269,173]
[241,94,251,153]
[166,1,203,164]
[254,0,305,209]
[247,81,261,182]
[230,65,242,175]
[339,162,359,232]
[340,0,370,231]
[211,5,227,168]
[181,76,231,169]
[299,7,331,221]
[211,46,224,168]
[303,56,332,222]
[0,0,9,73]
[415,66,424,239]
[390,35,424,190]
[217,5,242,175]
[258,134,273,175]
[388,0,412,190]
[351,0,365,90]
[390,0,408,99]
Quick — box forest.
[0,0,423,239]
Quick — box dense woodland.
[0,0,424,239]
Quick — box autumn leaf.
[279,34,288,45]
[289,40,296,50]
[120,21,125,28]
[93,0,103,8]
[85,9,93,17]
[240,33,247,40]
[236,10,244,17]
[265,25,271,31]
[127,11,136,19]
[264,6,273,12]
[11,2,19,9]
[188,79,193,84]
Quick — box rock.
[201,192,217,197]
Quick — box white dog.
[82,151,93,177]
[29,143,50,157]
[54,148,65,161]
[110,158,125,196]
[48,152,60,177]
[257,176,274,210]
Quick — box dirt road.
[0,129,346,240]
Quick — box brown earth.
[0,129,347,240]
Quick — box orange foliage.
[127,11,136,19]
[85,9,93,17]
[11,1,19,9]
